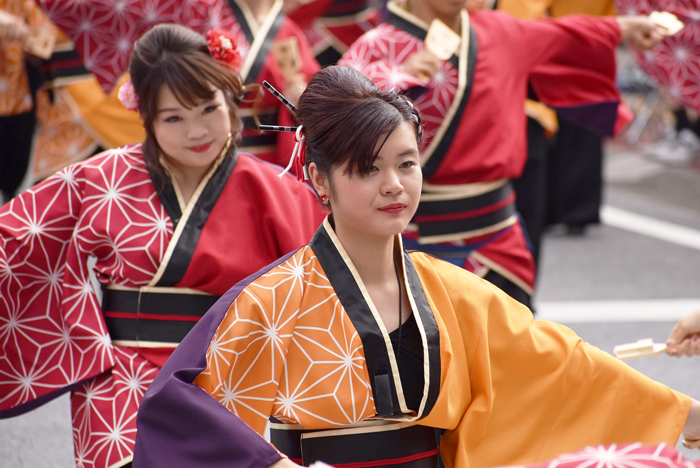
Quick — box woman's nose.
[186,122,208,140]
[382,169,404,195]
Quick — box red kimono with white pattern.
[0,144,324,468]
[339,4,632,296]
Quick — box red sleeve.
[479,12,629,136]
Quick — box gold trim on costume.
[238,0,284,83]
[112,340,179,348]
[105,285,212,295]
[420,179,509,201]
[416,216,518,244]
[387,1,471,170]
[471,251,534,295]
[237,144,276,154]
[148,136,232,287]
[322,218,435,420]
[301,421,417,439]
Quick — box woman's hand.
[667,309,700,357]
[402,50,441,84]
[0,10,29,42]
[616,15,664,51]
[682,399,700,449]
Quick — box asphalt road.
[2,142,700,466]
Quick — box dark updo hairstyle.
[296,65,422,180]
[129,23,248,177]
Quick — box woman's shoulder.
[37,143,147,188]
[217,244,318,310]
[70,143,146,174]
[408,250,504,299]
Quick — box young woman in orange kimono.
[134,65,700,468]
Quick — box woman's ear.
[308,162,329,197]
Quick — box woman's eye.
[203,105,219,114]
[369,165,379,172]
[164,116,181,123]
[400,160,417,168]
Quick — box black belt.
[102,288,219,345]
[270,422,439,468]
[414,181,517,241]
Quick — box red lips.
[187,141,213,153]
[378,203,407,214]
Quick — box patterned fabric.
[31,84,98,181]
[340,23,460,156]
[195,245,376,433]
[0,0,54,115]
[530,444,698,468]
[37,0,319,167]
[38,0,244,93]
[616,0,700,113]
[0,143,324,468]
[339,4,631,292]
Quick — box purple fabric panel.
[550,101,619,137]
[133,249,301,468]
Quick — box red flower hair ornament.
[207,29,243,73]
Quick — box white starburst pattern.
[1,145,172,468]
[540,443,697,468]
[196,248,376,435]
[617,0,700,112]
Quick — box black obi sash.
[270,422,439,468]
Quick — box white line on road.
[601,205,700,251]
[536,298,700,323]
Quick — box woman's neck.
[240,0,275,26]
[334,222,397,286]
[411,1,462,34]
[163,160,210,206]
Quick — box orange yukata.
[30,29,144,182]
[134,217,690,468]
[0,0,51,116]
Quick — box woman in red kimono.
[338,0,663,308]
[0,23,325,468]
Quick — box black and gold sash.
[102,286,219,347]
[270,421,439,468]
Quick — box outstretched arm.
[616,15,665,50]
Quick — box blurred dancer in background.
[339,0,663,308]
